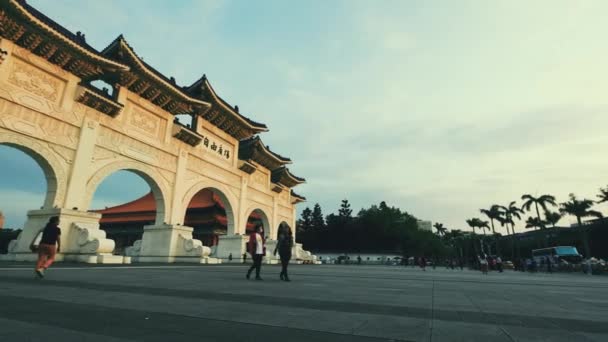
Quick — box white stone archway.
[83,160,170,226]
[0,132,66,209]
[0,5,306,264]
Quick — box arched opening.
[0,143,55,253]
[0,143,59,210]
[88,169,165,255]
[245,208,271,239]
[181,187,236,248]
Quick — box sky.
[1,0,608,233]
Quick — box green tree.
[480,205,501,235]
[481,205,502,255]
[544,211,562,228]
[521,194,557,229]
[496,201,524,259]
[499,201,524,235]
[466,218,479,235]
[297,207,313,232]
[477,219,490,236]
[560,193,603,257]
[525,216,544,230]
[311,203,325,230]
[433,222,447,237]
[338,199,353,219]
[597,185,608,204]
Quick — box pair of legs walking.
[247,254,263,280]
[280,253,291,281]
[35,244,56,278]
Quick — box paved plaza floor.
[0,263,607,342]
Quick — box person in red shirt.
[30,216,61,278]
[246,224,265,280]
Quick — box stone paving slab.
[0,263,606,341]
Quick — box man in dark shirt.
[31,216,61,278]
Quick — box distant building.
[315,253,402,265]
[94,190,263,255]
[417,220,432,232]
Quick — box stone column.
[169,150,188,225]
[271,194,278,240]
[292,206,297,242]
[215,176,247,262]
[64,118,99,210]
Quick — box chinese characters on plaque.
[201,135,231,161]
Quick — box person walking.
[479,255,489,275]
[274,225,294,281]
[246,224,266,280]
[30,216,61,279]
[496,256,503,273]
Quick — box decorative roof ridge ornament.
[239,136,292,164]
[271,166,306,188]
[100,35,211,111]
[186,75,267,131]
[290,190,306,203]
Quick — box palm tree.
[478,220,490,235]
[521,194,557,229]
[560,193,603,227]
[525,217,544,230]
[597,185,608,204]
[466,219,478,235]
[450,229,467,260]
[480,205,502,255]
[478,219,491,254]
[499,201,524,235]
[544,211,562,228]
[543,210,562,247]
[480,205,501,235]
[433,223,447,237]
[560,193,603,258]
[498,201,524,260]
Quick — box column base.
[1,208,120,265]
[132,256,221,264]
[216,234,248,260]
[0,252,129,264]
[130,224,211,262]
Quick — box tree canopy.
[297,200,445,257]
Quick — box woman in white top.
[246,224,266,280]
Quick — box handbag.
[29,230,43,252]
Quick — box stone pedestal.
[216,234,248,262]
[127,224,215,263]
[264,239,279,264]
[294,243,319,264]
[0,208,120,264]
